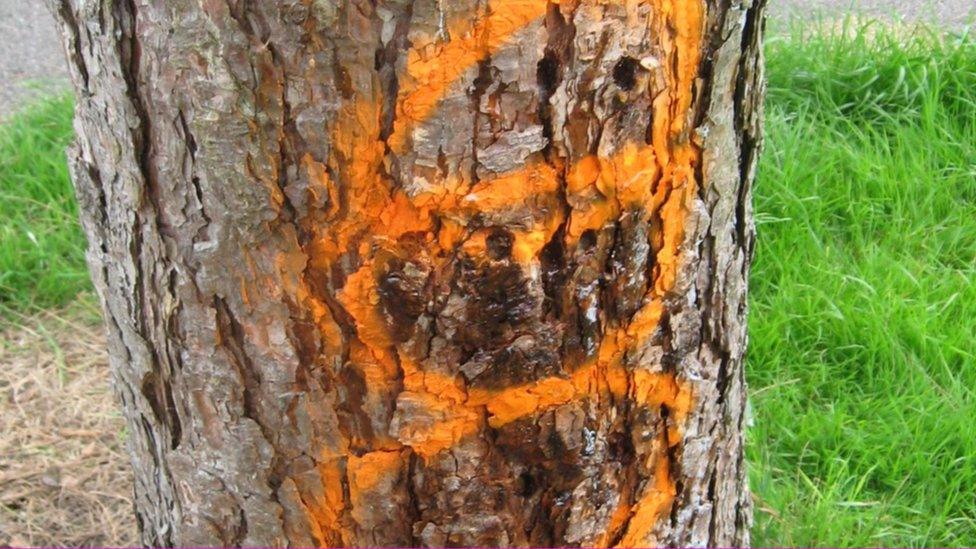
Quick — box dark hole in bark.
[579,229,598,251]
[334,65,354,99]
[537,51,561,155]
[608,431,635,464]
[539,225,567,313]
[486,228,515,260]
[613,56,640,90]
[437,147,449,177]
[456,259,534,352]
[517,471,536,496]
[378,257,428,342]
[537,51,560,97]
[139,371,182,450]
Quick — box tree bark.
[50,0,765,546]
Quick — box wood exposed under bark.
[50,0,765,546]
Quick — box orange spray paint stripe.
[610,0,706,544]
[307,0,706,543]
[389,0,551,153]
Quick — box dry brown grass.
[0,303,136,547]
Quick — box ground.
[0,304,137,546]
[769,0,975,29]
[1,2,975,548]
[0,1,68,119]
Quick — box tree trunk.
[50,0,764,546]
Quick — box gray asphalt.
[0,1,68,119]
[0,0,974,118]
[770,0,975,29]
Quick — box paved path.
[0,1,68,119]
[1,0,974,118]
[769,0,975,30]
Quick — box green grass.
[749,22,976,547]
[0,94,88,314]
[0,21,974,547]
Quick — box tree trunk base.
[50,0,765,545]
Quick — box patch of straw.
[0,305,136,547]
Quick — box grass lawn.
[0,93,86,314]
[1,22,974,547]
[751,23,976,546]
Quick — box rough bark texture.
[50,0,765,546]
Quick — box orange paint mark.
[566,154,601,195]
[442,162,564,264]
[390,0,550,153]
[303,154,340,219]
[615,434,677,548]
[346,450,409,535]
[348,341,399,388]
[633,369,693,423]
[313,78,394,271]
[380,191,436,241]
[647,0,706,296]
[436,216,469,251]
[400,357,468,404]
[347,450,404,495]
[395,326,691,449]
[320,460,347,512]
[511,227,553,265]
[605,0,707,542]
[337,264,395,352]
[469,375,578,428]
[565,153,616,242]
[309,0,709,541]
[598,492,637,548]
[566,198,617,242]
[393,358,482,458]
[563,143,660,245]
[392,390,483,458]
[626,298,665,343]
[309,459,347,544]
[603,142,660,209]
[461,162,559,215]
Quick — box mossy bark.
[50,0,765,546]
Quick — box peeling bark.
[49,0,765,546]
